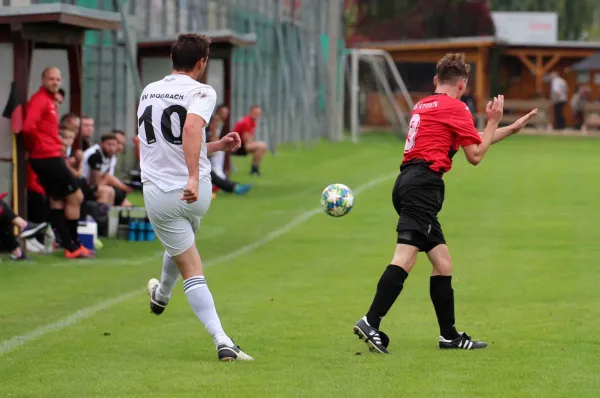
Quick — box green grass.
[1,134,600,397]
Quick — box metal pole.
[350,49,359,143]
[326,0,341,141]
[115,0,142,97]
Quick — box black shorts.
[75,177,96,201]
[114,188,127,206]
[29,157,79,201]
[232,141,247,156]
[392,164,446,253]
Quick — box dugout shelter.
[0,3,120,218]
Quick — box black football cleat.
[217,342,254,362]
[146,278,168,315]
[353,317,390,354]
[19,222,48,239]
[439,332,488,350]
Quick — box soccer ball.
[320,183,354,217]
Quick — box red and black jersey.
[402,93,482,175]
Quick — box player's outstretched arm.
[463,96,504,165]
[480,109,538,144]
[180,113,205,203]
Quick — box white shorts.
[143,179,212,257]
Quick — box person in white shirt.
[138,33,252,362]
[550,71,568,130]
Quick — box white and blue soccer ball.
[320,183,354,217]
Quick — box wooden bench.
[583,102,600,131]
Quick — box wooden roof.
[354,36,600,53]
[0,3,120,31]
[354,36,497,52]
[138,29,257,49]
[571,52,600,71]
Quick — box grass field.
[1,134,600,397]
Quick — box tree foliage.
[345,0,495,45]
[344,0,600,44]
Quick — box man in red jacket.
[23,66,92,259]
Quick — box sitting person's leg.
[211,171,253,195]
[244,141,267,176]
[0,200,47,239]
[0,200,48,260]
[113,187,132,207]
[96,185,115,205]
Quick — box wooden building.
[354,36,600,128]
[0,3,120,217]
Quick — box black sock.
[365,264,409,329]
[251,164,259,173]
[430,276,460,340]
[67,219,81,247]
[50,210,77,251]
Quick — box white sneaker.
[147,278,168,315]
[26,239,45,253]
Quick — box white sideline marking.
[0,173,396,356]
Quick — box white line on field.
[0,173,396,356]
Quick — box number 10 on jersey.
[138,104,188,145]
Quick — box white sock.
[183,276,234,348]
[156,252,180,301]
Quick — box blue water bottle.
[136,218,145,241]
[128,219,138,241]
[144,217,155,241]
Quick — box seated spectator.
[82,133,132,206]
[59,113,81,158]
[60,128,114,207]
[232,105,267,176]
[0,194,47,260]
[108,129,133,207]
[207,114,252,196]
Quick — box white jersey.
[137,74,216,192]
[82,143,117,182]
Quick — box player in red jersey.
[353,53,537,353]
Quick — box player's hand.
[511,109,538,133]
[486,95,504,124]
[181,179,199,204]
[219,132,242,152]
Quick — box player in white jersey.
[138,33,253,362]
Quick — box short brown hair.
[101,133,117,143]
[436,53,471,84]
[110,129,125,137]
[60,113,80,128]
[171,34,211,72]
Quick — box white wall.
[492,12,558,44]
[28,49,70,115]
